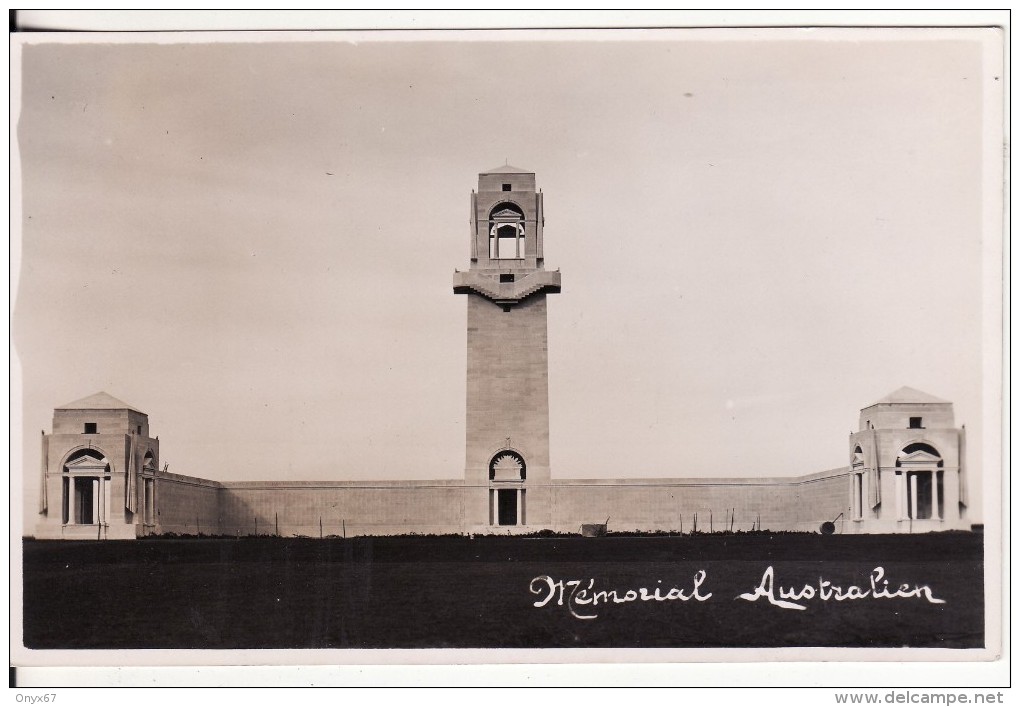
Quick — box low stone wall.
[544,469,850,534]
[154,472,223,536]
[115,468,856,538]
[217,481,469,537]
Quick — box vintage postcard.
[9,16,1007,687]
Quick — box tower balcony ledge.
[453,270,561,303]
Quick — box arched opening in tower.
[62,448,111,526]
[895,442,944,521]
[488,203,525,260]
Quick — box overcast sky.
[13,29,1001,527]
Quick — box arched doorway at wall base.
[489,449,526,527]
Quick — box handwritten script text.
[736,566,947,611]
[530,571,711,619]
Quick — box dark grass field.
[22,532,983,650]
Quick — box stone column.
[848,473,855,518]
[910,474,918,521]
[66,477,75,525]
[895,473,904,520]
[853,474,861,518]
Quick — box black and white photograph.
[9,12,1007,690]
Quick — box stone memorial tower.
[848,386,967,533]
[36,392,160,539]
[453,166,561,531]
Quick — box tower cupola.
[454,165,560,308]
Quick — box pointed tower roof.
[869,386,949,406]
[482,164,532,174]
[56,391,144,414]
